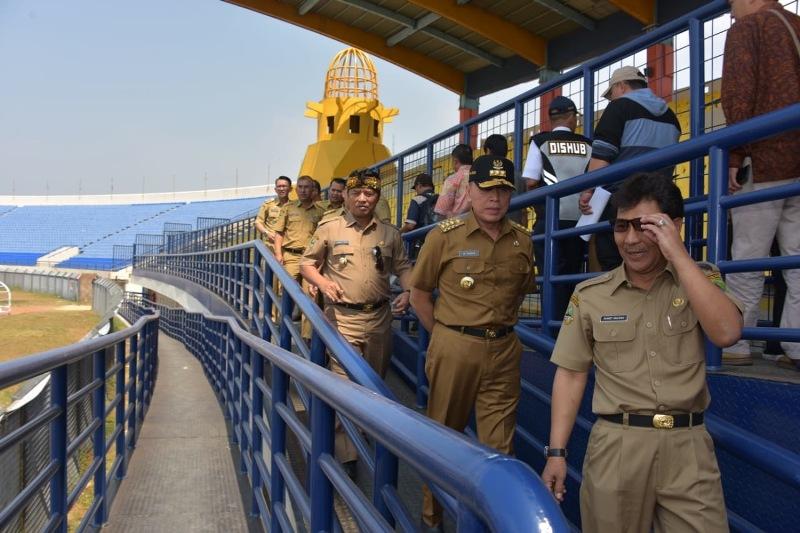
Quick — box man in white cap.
[578,66,681,271]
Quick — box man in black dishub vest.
[522,96,592,319]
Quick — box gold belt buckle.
[363,303,374,311]
[486,328,497,339]
[653,414,674,429]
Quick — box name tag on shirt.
[458,249,480,257]
[334,240,349,246]
[600,315,628,322]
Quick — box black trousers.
[533,219,587,320]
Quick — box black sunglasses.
[610,217,646,233]
[372,246,384,271]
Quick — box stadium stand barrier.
[119,290,567,532]
[0,312,160,531]
[0,266,81,302]
[132,230,568,531]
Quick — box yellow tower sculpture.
[299,48,399,186]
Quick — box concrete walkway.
[106,334,257,533]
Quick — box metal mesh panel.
[134,234,165,256]
[197,217,230,230]
[112,245,134,270]
[163,222,192,233]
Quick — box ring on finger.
[657,218,666,227]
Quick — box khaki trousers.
[726,177,800,358]
[326,304,393,462]
[282,251,314,339]
[422,323,522,526]
[581,419,728,533]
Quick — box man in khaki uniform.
[274,176,326,336]
[301,172,413,471]
[361,169,393,223]
[315,177,346,213]
[542,173,743,533]
[255,176,292,252]
[410,155,536,531]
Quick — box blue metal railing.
[0,311,159,532]
[120,293,568,532]
[389,67,800,533]
[371,0,730,219]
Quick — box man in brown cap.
[542,173,742,533]
[578,66,681,271]
[301,171,413,473]
[410,155,535,531]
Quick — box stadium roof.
[224,0,709,98]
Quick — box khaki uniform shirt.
[376,198,392,224]
[411,211,535,327]
[551,262,744,415]
[301,211,412,304]
[256,198,286,239]
[274,201,325,251]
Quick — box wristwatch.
[544,446,567,458]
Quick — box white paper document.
[576,187,612,242]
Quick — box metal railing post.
[115,342,126,480]
[128,334,138,448]
[582,66,595,138]
[309,394,335,532]
[426,142,434,176]
[688,16,707,260]
[513,100,525,172]
[541,195,559,337]
[706,145,728,371]
[92,349,108,527]
[269,366,288,532]
[250,348,264,517]
[49,366,68,533]
[374,444,398,526]
[396,157,405,227]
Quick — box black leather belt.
[334,301,387,311]
[599,412,704,429]
[446,325,514,340]
[283,247,305,254]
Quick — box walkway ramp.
[106,333,256,532]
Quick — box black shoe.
[342,460,358,480]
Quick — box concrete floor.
[105,334,260,533]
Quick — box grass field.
[0,289,100,407]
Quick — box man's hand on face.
[639,213,686,265]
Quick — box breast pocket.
[592,320,638,373]
[662,305,703,365]
[331,245,354,271]
[450,258,488,295]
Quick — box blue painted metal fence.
[120,292,568,532]
[0,312,159,532]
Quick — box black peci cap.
[412,173,433,188]
[468,155,515,190]
[548,95,579,116]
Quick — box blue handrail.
[121,295,569,532]
[0,312,159,532]
[133,231,568,530]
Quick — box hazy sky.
[0,0,534,196]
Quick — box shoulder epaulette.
[575,271,613,292]
[317,215,339,227]
[438,217,465,233]
[510,220,532,236]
